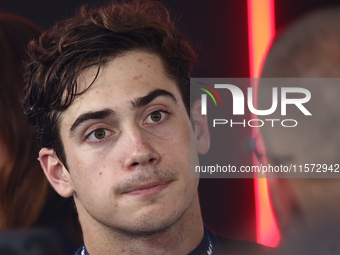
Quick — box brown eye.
[150,111,162,122]
[86,128,113,143]
[94,128,106,139]
[145,110,168,124]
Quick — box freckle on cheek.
[99,172,102,175]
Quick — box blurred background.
[1,0,340,251]
[2,0,340,77]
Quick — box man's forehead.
[59,51,182,127]
[75,51,164,94]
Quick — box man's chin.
[111,209,186,237]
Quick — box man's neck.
[78,195,204,255]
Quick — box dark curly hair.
[23,0,197,168]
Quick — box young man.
[23,1,269,254]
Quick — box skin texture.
[39,51,210,255]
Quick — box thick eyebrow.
[132,89,177,109]
[70,108,114,133]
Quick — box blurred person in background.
[0,11,47,230]
[259,7,340,255]
[0,11,81,255]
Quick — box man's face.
[57,51,200,234]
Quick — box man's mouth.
[122,180,172,196]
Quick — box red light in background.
[248,0,275,78]
[247,0,280,247]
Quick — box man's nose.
[123,126,160,169]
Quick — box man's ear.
[191,99,210,155]
[39,148,74,198]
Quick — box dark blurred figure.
[0,11,48,229]
[260,7,340,255]
[0,12,81,255]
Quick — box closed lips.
[123,180,172,194]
